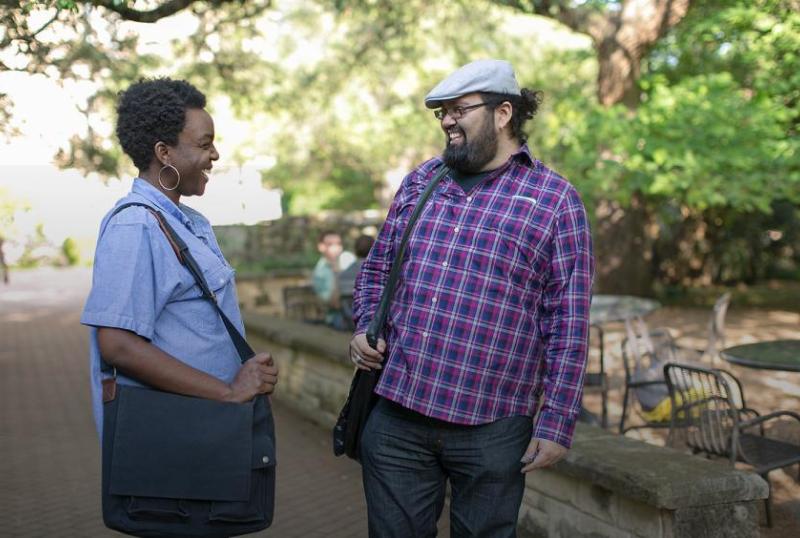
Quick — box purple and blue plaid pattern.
[354,145,594,448]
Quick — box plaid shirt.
[354,145,594,448]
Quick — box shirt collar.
[131,178,192,227]
[511,143,536,166]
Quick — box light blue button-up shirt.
[81,179,244,437]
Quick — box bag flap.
[251,395,276,469]
[107,386,254,502]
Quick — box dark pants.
[361,398,532,538]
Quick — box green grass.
[655,280,800,312]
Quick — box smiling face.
[440,94,499,173]
[164,108,219,198]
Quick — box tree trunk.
[501,0,693,294]
[592,195,654,295]
[592,31,652,294]
[596,35,643,109]
[582,0,692,294]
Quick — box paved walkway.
[0,268,434,537]
[3,267,798,535]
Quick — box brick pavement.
[0,268,453,537]
[5,268,797,536]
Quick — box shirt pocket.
[482,198,550,288]
[203,263,235,298]
[172,250,235,303]
[170,259,236,337]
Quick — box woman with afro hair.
[81,78,279,438]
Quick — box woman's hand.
[226,352,279,403]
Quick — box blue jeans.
[361,399,532,538]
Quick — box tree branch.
[493,0,608,38]
[92,0,239,23]
[30,9,60,37]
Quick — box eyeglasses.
[433,102,489,121]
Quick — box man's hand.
[349,332,386,371]
[520,438,568,473]
[227,352,279,403]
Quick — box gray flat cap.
[424,59,520,109]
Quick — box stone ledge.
[243,311,770,537]
[236,269,311,281]
[245,312,352,366]
[555,424,768,510]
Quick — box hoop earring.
[158,164,181,191]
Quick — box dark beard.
[442,115,498,173]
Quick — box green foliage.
[0,186,29,236]
[2,0,798,286]
[657,279,800,313]
[548,73,797,212]
[516,0,800,286]
[174,0,528,213]
[15,223,52,268]
[61,236,80,265]
[650,0,800,125]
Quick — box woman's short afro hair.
[116,78,206,171]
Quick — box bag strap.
[366,165,449,348]
[104,202,255,366]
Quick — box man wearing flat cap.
[350,59,594,536]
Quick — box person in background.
[337,234,375,331]
[312,230,355,329]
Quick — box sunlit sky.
[0,10,288,263]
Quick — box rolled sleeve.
[535,187,594,448]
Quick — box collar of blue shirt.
[131,178,194,229]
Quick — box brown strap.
[145,209,184,263]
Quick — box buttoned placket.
[422,180,479,339]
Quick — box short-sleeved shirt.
[81,179,244,437]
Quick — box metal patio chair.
[663,362,800,526]
[702,292,731,365]
[583,323,609,428]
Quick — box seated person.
[337,234,375,330]
[312,230,355,329]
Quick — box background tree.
[2,0,797,291]
[496,0,691,107]
[491,0,798,292]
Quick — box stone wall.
[245,313,353,427]
[519,426,765,538]
[243,313,769,538]
[236,271,313,317]
[215,211,385,268]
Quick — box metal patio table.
[721,340,800,372]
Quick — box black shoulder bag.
[100,203,275,537]
[333,165,449,461]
